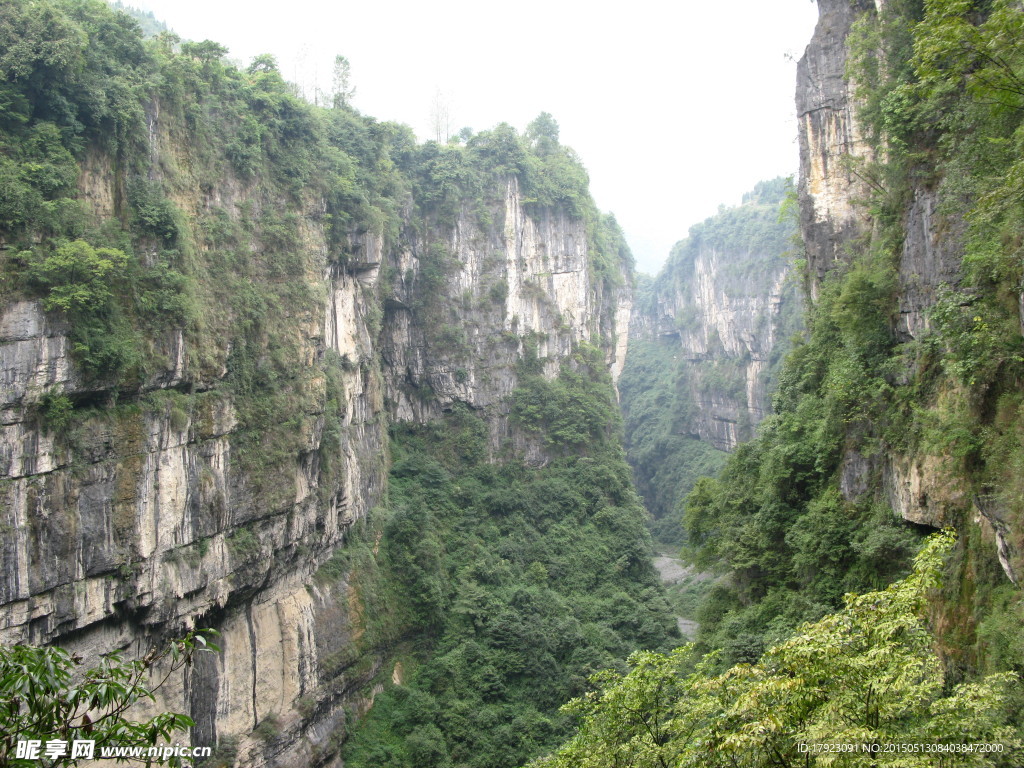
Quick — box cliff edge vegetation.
[531,532,1019,768]
[677,0,1024,675]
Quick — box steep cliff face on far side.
[380,175,630,451]
[0,5,640,764]
[619,180,799,523]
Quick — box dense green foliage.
[0,0,622,507]
[619,328,727,540]
[679,235,926,660]
[848,0,1024,672]
[0,0,182,377]
[532,532,1021,768]
[671,0,1024,677]
[339,353,678,768]
[21,238,190,379]
[0,630,217,767]
[0,7,665,768]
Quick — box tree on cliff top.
[527,113,560,156]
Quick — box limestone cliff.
[796,1,1022,590]
[631,182,798,452]
[0,167,628,768]
[796,0,875,299]
[618,181,799,526]
[797,0,965,340]
[0,11,632,764]
[380,178,629,455]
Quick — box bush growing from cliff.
[512,344,619,451]
[28,239,128,314]
[23,239,190,380]
[38,391,73,433]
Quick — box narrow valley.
[1,1,1023,767]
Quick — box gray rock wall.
[0,105,630,766]
[629,195,797,453]
[797,0,875,299]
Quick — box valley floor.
[652,548,711,639]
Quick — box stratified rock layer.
[0,102,630,767]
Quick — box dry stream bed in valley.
[653,549,715,639]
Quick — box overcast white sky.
[130,0,819,274]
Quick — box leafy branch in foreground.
[531,532,1021,768]
[0,629,219,767]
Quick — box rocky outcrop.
[796,0,875,299]
[798,2,955,521]
[895,187,966,341]
[0,107,630,767]
[798,0,965,340]
[381,178,628,429]
[0,237,389,768]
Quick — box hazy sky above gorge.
[131,0,819,274]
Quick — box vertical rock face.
[627,183,799,453]
[0,196,392,765]
[795,1,1019,585]
[798,0,965,339]
[0,105,630,766]
[797,0,955,528]
[381,178,628,432]
[894,187,966,341]
[643,249,790,451]
[797,0,875,298]
[798,0,966,339]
